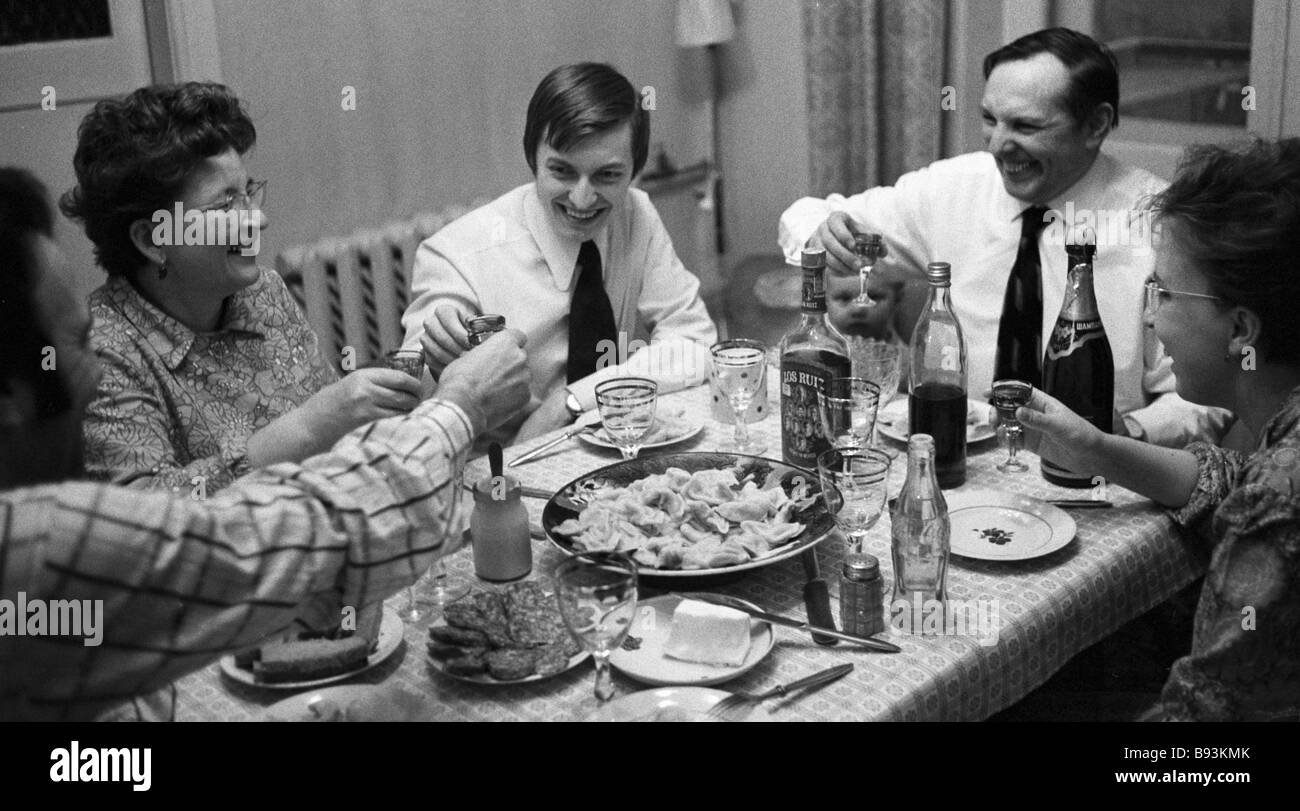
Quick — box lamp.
[675,0,733,256]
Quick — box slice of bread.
[254,637,370,683]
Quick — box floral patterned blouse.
[1160,384,1300,721]
[83,269,337,494]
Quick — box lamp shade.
[675,0,735,47]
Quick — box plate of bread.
[610,594,774,686]
[221,604,402,689]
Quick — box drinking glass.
[554,552,639,702]
[849,339,903,451]
[595,378,657,460]
[852,233,883,306]
[991,379,1034,474]
[710,339,768,455]
[817,377,880,451]
[817,448,891,554]
[382,348,467,618]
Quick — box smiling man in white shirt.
[779,28,1228,447]
[403,63,717,447]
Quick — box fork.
[707,663,854,721]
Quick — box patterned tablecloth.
[174,380,1206,721]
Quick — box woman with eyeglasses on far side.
[63,82,422,493]
[1016,137,1300,721]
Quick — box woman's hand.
[1014,387,1106,473]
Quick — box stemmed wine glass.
[991,379,1034,474]
[852,233,883,306]
[817,377,880,450]
[710,339,767,455]
[817,448,891,554]
[849,339,903,453]
[595,378,657,461]
[554,551,639,702]
[382,349,468,618]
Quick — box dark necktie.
[994,206,1050,387]
[566,240,618,383]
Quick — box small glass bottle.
[840,553,885,637]
[890,434,950,619]
[470,472,531,581]
[466,314,506,346]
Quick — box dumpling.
[681,540,749,569]
[714,495,772,523]
[736,519,804,549]
[683,469,739,505]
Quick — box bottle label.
[1044,319,1107,361]
[780,359,836,467]
[800,269,827,313]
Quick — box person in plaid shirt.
[0,168,531,720]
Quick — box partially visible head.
[59,82,264,298]
[1145,138,1300,407]
[0,168,100,489]
[981,28,1118,204]
[524,63,649,241]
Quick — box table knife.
[681,592,901,653]
[507,422,600,467]
[799,548,838,646]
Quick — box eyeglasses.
[1143,279,1224,314]
[197,178,268,213]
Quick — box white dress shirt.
[402,183,717,445]
[779,150,1230,447]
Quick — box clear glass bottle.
[470,473,531,581]
[907,261,967,488]
[1041,239,1114,487]
[890,434,950,619]
[779,248,852,468]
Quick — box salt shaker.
[470,443,531,581]
[466,314,506,346]
[840,553,885,637]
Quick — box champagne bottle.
[1040,240,1114,488]
[907,262,967,488]
[779,249,852,468]
[890,434,950,621]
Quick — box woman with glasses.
[1017,138,1300,721]
[62,82,421,493]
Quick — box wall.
[210,0,709,263]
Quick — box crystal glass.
[710,339,768,455]
[554,552,639,702]
[852,233,883,306]
[595,378,657,461]
[991,379,1034,473]
[817,377,880,451]
[817,448,891,554]
[382,348,466,618]
[849,339,903,452]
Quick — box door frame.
[142,0,223,84]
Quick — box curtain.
[802,0,950,196]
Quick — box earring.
[157,259,168,280]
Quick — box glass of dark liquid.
[991,379,1033,474]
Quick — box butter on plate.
[663,600,752,667]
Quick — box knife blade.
[507,422,600,467]
[681,593,901,653]
[800,548,838,646]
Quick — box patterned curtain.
[802,0,950,196]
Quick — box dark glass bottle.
[907,262,967,488]
[1041,241,1114,487]
[779,249,852,468]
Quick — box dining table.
[173,374,1208,721]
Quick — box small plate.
[425,619,590,685]
[585,686,772,722]
[220,607,403,690]
[945,489,1077,561]
[258,684,439,721]
[610,594,774,686]
[877,397,997,445]
[578,418,703,452]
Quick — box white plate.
[577,417,703,452]
[584,686,772,722]
[220,607,403,690]
[945,489,1077,561]
[610,595,774,686]
[258,684,439,721]
[425,619,590,685]
[877,397,997,445]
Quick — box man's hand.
[420,304,474,378]
[436,329,531,435]
[808,211,889,275]
[514,388,573,442]
[1014,388,1105,472]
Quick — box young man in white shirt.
[403,63,717,447]
[780,28,1228,447]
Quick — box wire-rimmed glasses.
[710,339,768,455]
[197,178,268,213]
[1142,279,1225,315]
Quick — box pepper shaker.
[840,553,885,637]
